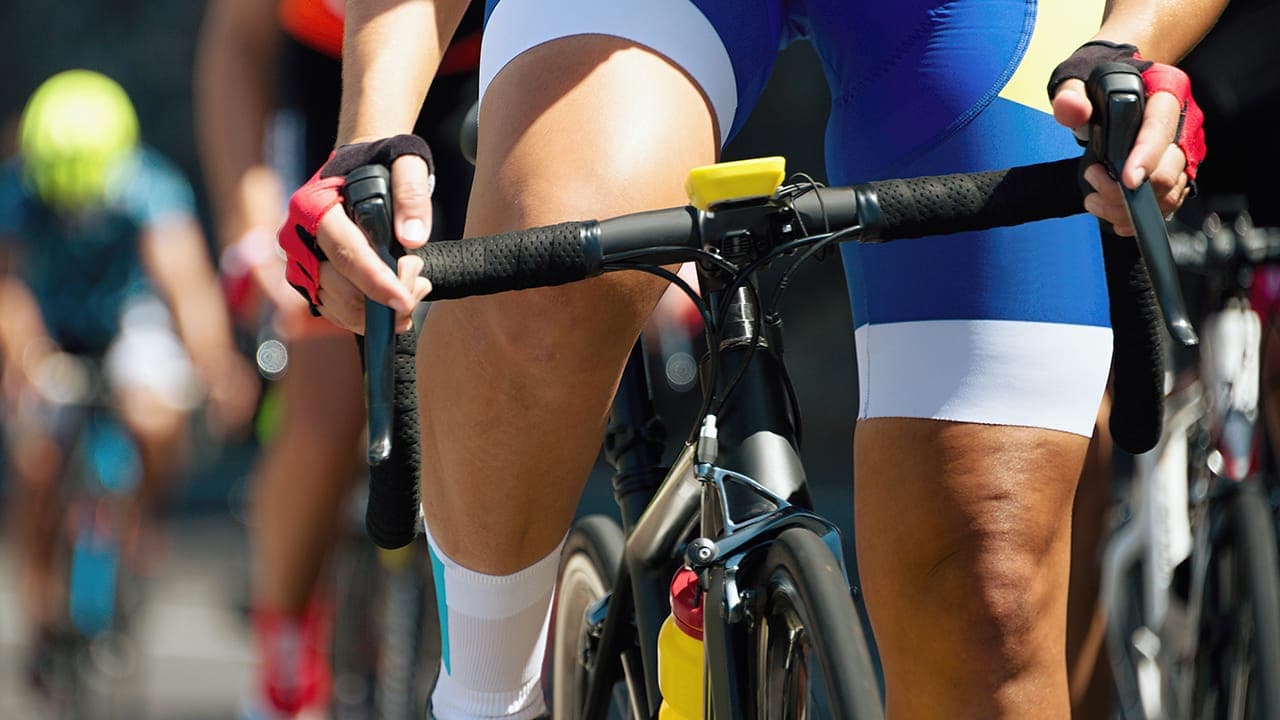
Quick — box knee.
[928,530,1064,678]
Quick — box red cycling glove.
[1048,41,1206,181]
[278,134,434,315]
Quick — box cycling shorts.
[480,0,1112,436]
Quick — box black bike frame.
[577,211,851,718]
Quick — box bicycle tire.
[1188,478,1280,719]
[736,527,883,720]
[549,514,633,720]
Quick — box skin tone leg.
[249,335,366,614]
[11,428,67,631]
[856,419,1089,719]
[415,35,718,573]
[1066,395,1115,717]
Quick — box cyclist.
[284,1,1218,718]
[0,69,257,697]
[194,1,480,716]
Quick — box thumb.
[1051,78,1092,132]
[390,154,435,250]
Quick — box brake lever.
[343,165,399,464]
[1086,62,1198,347]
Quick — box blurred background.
[0,0,1275,718]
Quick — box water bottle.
[658,567,704,719]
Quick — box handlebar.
[344,166,421,549]
[347,66,1187,549]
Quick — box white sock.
[425,521,562,720]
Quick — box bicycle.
[1103,211,1280,720]
[19,350,145,719]
[348,64,1184,718]
[330,482,441,720]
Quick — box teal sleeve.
[0,160,30,238]
[116,146,197,227]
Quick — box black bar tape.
[1103,230,1165,454]
[365,326,423,549]
[855,158,1083,241]
[415,221,601,299]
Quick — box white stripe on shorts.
[854,319,1113,437]
[480,0,738,141]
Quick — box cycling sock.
[424,521,562,720]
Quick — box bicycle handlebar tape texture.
[1103,229,1164,454]
[366,324,423,549]
[853,159,1082,242]
[414,221,603,298]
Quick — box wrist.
[220,228,279,276]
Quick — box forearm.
[1097,0,1229,63]
[338,0,471,143]
[141,221,241,382]
[194,0,285,248]
[0,277,52,373]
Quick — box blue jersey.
[0,146,196,355]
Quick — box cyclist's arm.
[338,0,471,143]
[1094,0,1228,64]
[140,217,258,429]
[195,0,301,315]
[195,0,283,246]
[291,0,468,326]
[141,218,241,375]
[0,273,53,389]
[1051,0,1227,231]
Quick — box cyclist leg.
[417,8,754,714]
[103,306,204,564]
[821,1,1111,716]
[248,334,364,617]
[1066,393,1115,715]
[6,395,73,633]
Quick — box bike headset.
[18,69,140,213]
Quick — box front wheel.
[737,528,883,720]
[1187,478,1280,719]
[549,515,633,720]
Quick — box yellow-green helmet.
[18,70,139,212]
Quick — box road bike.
[18,351,145,719]
[1103,212,1280,720]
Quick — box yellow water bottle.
[658,566,704,719]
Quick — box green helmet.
[18,70,140,212]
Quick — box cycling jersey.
[480,0,1112,436]
[0,147,196,356]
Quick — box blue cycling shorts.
[480,0,1111,436]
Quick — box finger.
[317,263,367,334]
[1051,78,1092,131]
[397,254,433,304]
[1149,143,1187,201]
[1160,172,1190,215]
[314,205,416,313]
[1084,164,1124,207]
[1122,92,1182,189]
[391,154,434,250]
[1084,191,1133,233]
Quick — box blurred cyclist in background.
[0,68,257,696]
[195,1,479,716]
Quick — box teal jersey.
[0,146,196,354]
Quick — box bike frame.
[1101,218,1280,720]
[576,208,851,719]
